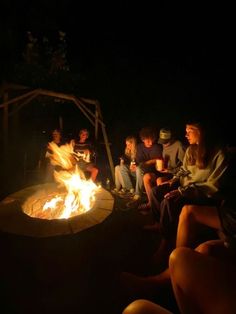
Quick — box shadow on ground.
[0,187,165,314]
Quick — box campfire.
[0,141,114,237]
[23,141,99,220]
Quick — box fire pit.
[0,183,114,237]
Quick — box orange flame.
[43,141,99,219]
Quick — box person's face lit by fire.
[185,125,200,145]
[79,130,89,143]
[52,130,61,144]
[142,137,154,148]
[126,140,133,150]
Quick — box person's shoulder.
[173,139,183,145]
[214,145,228,156]
[172,140,186,148]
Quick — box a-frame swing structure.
[0,83,115,181]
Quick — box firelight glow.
[40,141,99,219]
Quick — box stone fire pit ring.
[0,183,114,238]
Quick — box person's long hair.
[186,121,222,169]
[125,136,137,160]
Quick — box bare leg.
[86,165,98,182]
[169,246,236,314]
[196,239,236,262]
[176,205,221,248]
[122,299,173,314]
[143,173,157,206]
[121,205,222,301]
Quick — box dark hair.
[139,127,157,141]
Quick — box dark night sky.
[0,1,234,197]
[0,2,234,145]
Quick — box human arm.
[179,149,228,199]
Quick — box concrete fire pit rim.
[0,183,114,238]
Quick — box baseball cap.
[158,128,172,144]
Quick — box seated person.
[123,239,236,314]
[141,121,228,238]
[71,128,98,182]
[112,135,137,195]
[43,128,67,182]
[121,195,236,314]
[127,127,163,207]
[140,127,186,211]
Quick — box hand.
[164,189,181,200]
[157,179,171,186]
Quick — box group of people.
[112,126,186,209]
[111,122,236,313]
[43,122,236,313]
[43,128,99,183]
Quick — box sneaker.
[133,194,141,201]
[118,188,127,195]
[111,188,120,194]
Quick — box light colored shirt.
[176,147,228,198]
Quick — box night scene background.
[0,3,234,313]
[0,1,234,196]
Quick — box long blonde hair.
[124,136,137,160]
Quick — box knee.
[120,164,128,173]
[196,241,214,255]
[136,166,143,176]
[179,204,195,224]
[169,247,192,279]
[115,165,120,171]
[169,247,187,268]
[156,177,162,185]
[143,173,152,184]
[122,299,166,314]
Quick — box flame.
[42,141,99,219]
[48,141,75,170]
